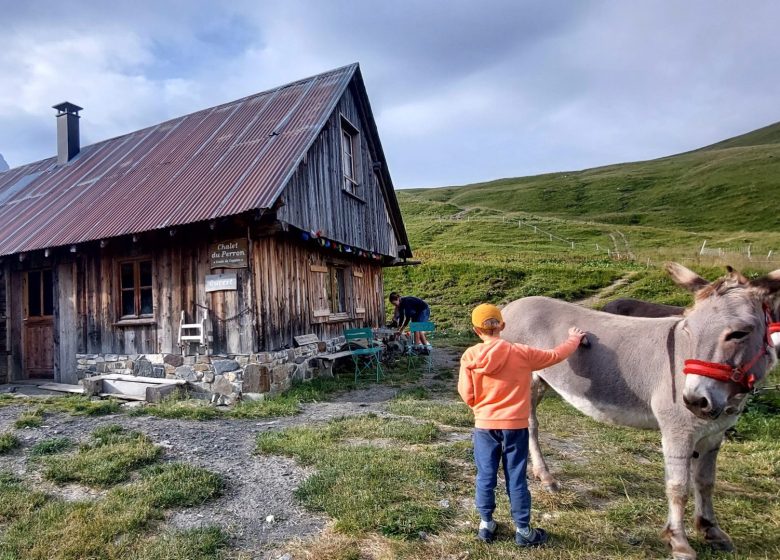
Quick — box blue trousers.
[473,428,531,528]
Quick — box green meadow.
[387,121,780,332]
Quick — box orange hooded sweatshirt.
[458,335,581,430]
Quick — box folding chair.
[178,310,209,356]
[407,321,435,373]
[344,327,383,383]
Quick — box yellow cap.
[471,303,503,328]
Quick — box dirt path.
[0,347,464,559]
[576,271,638,308]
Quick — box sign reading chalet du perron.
[209,239,248,269]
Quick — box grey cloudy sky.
[0,0,778,187]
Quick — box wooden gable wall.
[276,84,401,258]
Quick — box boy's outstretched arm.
[524,327,586,370]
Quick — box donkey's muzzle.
[683,393,722,419]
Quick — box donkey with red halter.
[501,263,780,560]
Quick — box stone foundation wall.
[76,336,347,403]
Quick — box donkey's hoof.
[670,543,697,560]
[662,527,697,560]
[707,537,734,552]
[710,541,734,552]
[532,469,560,492]
[696,517,734,551]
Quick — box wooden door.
[24,269,54,379]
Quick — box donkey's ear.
[665,262,710,292]
[749,269,780,295]
[725,265,749,285]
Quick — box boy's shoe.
[478,520,497,543]
[515,526,548,547]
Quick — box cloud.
[0,0,778,188]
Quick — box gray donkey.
[500,263,780,560]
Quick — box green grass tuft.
[0,472,48,523]
[134,463,224,508]
[53,396,122,416]
[0,433,21,454]
[29,438,73,457]
[387,399,474,428]
[228,394,301,419]
[134,527,229,560]
[0,395,121,416]
[257,415,447,538]
[42,426,162,487]
[0,461,223,559]
[285,376,356,402]
[393,387,431,401]
[14,408,44,429]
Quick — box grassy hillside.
[388,122,780,334]
[696,120,780,151]
[405,122,780,232]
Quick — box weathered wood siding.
[4,224,388,382]
[74,234,256,360]
[5,224,258,383]
[277,85,401,258]
[252,234,385,350]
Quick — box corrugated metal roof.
[0,64,359,256]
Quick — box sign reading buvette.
[205,273,237,293]
[209,239,248,269]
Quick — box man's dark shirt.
[398,296,429,322]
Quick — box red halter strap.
[765,303,780,344]
[683,304,776,391]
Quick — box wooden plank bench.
[315,350,355,377]
[294,332,389,377]
[293,333,355,377]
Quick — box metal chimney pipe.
[52,102,83,164]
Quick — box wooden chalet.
[0,64,411,386]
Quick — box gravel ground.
[0,348,463,559]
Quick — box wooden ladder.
[178,310,209,356]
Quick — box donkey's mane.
[694,278,747,301]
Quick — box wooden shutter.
[352,268,365,315]
[310,264,330,321]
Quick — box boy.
[458,303,585,547]
[389,292,431,351]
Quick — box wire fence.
[433,213,780,268]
